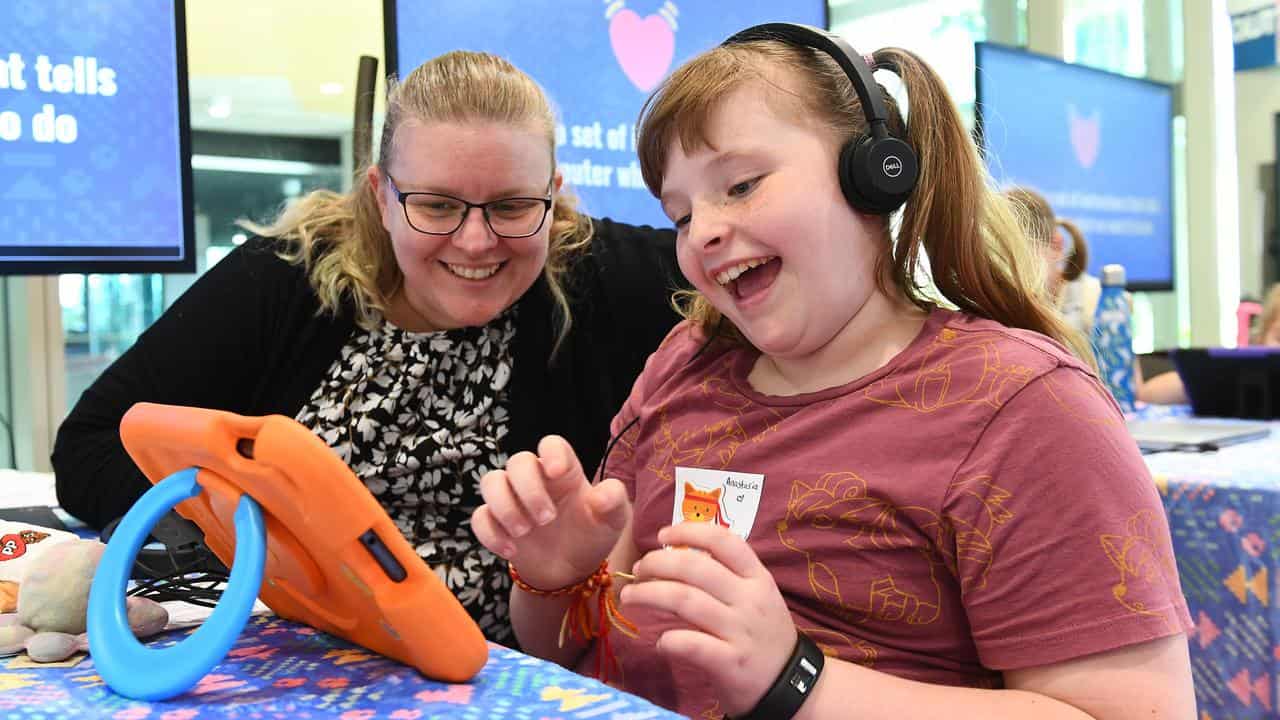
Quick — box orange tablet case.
[118,402,489,682]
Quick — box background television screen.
[386,1,827,229]
[0,0,193,275]
[976,42,1174,290]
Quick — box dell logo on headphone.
[882,155,903,178]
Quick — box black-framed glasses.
[385,174,553,239]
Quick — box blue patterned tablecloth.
[0,614,681,720]
[14,409,1278,719]
[1140,406,1280,719]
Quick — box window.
[60,134,344,411]
[1063,0,1147,76]
[61,274,165,408]
[830,0,1016,129]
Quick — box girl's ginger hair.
[635,40,1093,366]
[240,51,592,351]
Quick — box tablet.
[1126,418,1272,453]
[118,402,488,682]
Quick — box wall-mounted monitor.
[384,1,828,229]
[976,42,1174,291]
[0,0,194,275]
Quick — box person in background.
[51,50,685,645]
[1053,218,1102,337]
[1003,186,1162,407]
[1001,186,1060,299]
[1138,282,1280,405]
[1261,283,1280,346]
[472,25,1193,720]
[1001,186,1101,339]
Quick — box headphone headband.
[722,23,890,140]
[720,22,918,215]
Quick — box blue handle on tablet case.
[88,467,266,700]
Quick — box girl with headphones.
[472,24,1194,720]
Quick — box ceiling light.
[191,155,325,175]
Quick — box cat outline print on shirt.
[864,327,1036,413]
[778,471,1014,628]
[1100,509,1183,630]
[648,363,786,484]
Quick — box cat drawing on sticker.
[681,482,731,528]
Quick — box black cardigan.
[53,218,684,530]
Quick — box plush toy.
[0,538,169,662]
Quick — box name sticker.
[672,466,765,541]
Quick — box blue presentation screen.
[976,43,1174,290]
[0,0,193,275]
[387,1,827,229]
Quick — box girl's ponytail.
[876,47,1094,367]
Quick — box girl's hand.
[471,435,630,591]
[619,522,797,717]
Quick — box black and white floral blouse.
[295,308,517,644]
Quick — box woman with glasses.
[51,50,684,645]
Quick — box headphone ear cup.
[840,135,918,215]
[837,137,869,213]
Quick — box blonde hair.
[240,51,592,351]
[1004,187,1091,289]
[1003,187,1056,253]
[636,40,1093,366]
[1258,283,1280,345]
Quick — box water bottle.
[1092,264,1136,412]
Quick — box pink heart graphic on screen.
[1067,105,1101,169]
[609,9,675,92]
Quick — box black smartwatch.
[727,632,825,720]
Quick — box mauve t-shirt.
[579,308,1191,718]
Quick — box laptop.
[0,505,69,531]
[1170,347,1280,420]
[1126,418,1271,453]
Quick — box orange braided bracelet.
[508,560,639,682]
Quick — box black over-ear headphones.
[721,23,919,215]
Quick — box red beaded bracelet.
[509,560,639,682]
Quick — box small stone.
[126,596,170,637]
[26,631,79,663]
[0,624,34,655]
